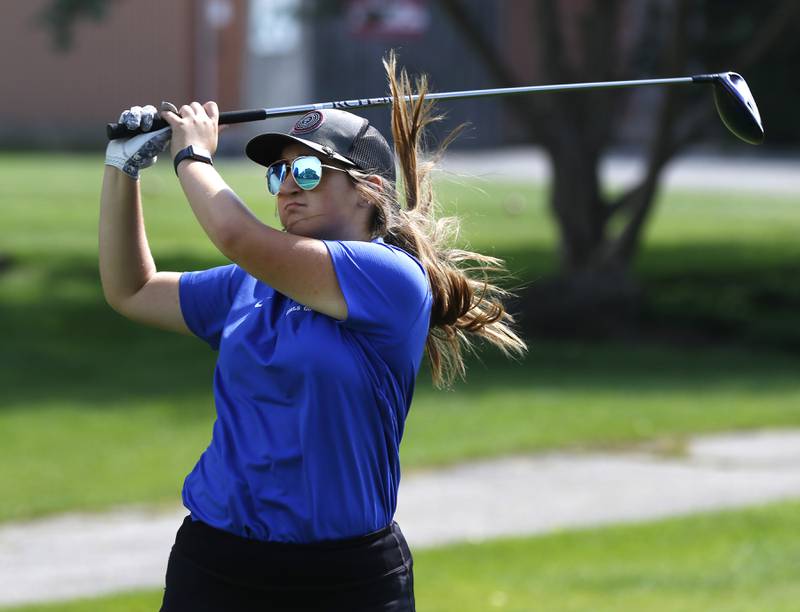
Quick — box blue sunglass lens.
[266,157,324,194]
[292,157,322,191]
[266,162,287,195]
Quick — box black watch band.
[173,145,213,175]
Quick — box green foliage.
[37,0,114,51]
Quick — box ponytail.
[352,52,527,387]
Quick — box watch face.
[190,146,212,161]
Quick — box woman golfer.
[100,56,525,611]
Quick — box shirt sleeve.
[323,240,431,341]
[179,264,245,350]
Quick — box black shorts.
[160,516,415,612]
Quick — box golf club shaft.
[106,74,719,140]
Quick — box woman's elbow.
[101,287,130,317]
[211,220,259,264]
[213,222,241,257]
[99,276,140,317]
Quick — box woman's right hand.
[104,104,171,180]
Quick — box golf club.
[106,71,764,145]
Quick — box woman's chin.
[284,224,322,239]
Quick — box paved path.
[2,430,800,607]
[440,148,800,194]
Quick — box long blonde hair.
[352,52,527,387]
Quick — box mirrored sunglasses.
[266,155,350,195]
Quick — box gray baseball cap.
[246,109,396,183]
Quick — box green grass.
[415,499,800,612]
[5,500,800,612]
[1,153,799,522]
[0,591,161,612]
[405,343,800,465]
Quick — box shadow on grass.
[637,243,800,351]
[498,241,800,351]
[0,253,222,410]
[1,241,799,412]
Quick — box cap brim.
[245,133,358,169]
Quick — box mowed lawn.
[5,500,800,612]
[1,153,799,522]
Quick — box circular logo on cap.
[291,111,325,135]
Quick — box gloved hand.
[104,104,172,180]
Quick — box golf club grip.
[106,109,268,140]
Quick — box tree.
[37,0,114,51]
[438,0,800,334]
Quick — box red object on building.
[347,0,430,39]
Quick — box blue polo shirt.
[178,238,432,543]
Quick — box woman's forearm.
[98,166,157,310]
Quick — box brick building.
[0,0,663,151]
[0,0,249,149]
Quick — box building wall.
[309,0,504,150]
[238,0,314,147]
[0,0,670,152]
[0,0,246,149]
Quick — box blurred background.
[1,1,799,611]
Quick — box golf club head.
[712,72,764,145]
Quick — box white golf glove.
[105,105,171,180]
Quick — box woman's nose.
[278,170,300,194]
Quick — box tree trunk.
[525,143,642,337]
[549,141,604,273]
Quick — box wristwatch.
[173,145,213,175]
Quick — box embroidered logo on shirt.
[285,305,312,316]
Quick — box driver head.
[713,72,764,145]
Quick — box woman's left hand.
[160,101,219,158]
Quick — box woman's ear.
[356,174,385,208]
[365,175,384,190]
